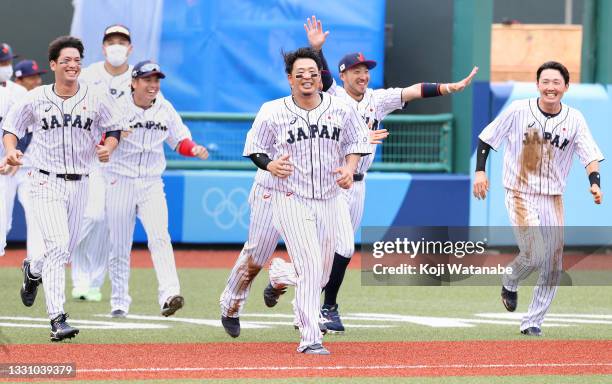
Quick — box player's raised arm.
[401,66,479,103]
[304,15,334,92]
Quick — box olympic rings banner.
[7,170,470,244]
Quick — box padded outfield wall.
[7,83,611,245]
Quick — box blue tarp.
[158,0,386,112]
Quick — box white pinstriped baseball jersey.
[0,83,26,157]
[243,127,274,189]
[0,86,10,130]
[327,81,404,174]
[244,92,371,199]
[2,84,125,174]
[105,93,191,178]
[2,80,27,99]
[79,61,133,101]
[479,98,604,195]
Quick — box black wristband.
[421,83,442,98]
[589,171,600,188]
[105,130,122,142]
[476,139,492,172]
[249,153,272,171]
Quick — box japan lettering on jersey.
[106,93,191,178]
[479,98,604,195]
[327,80,403,173]
[80,61,133,100]
[2,84,125,174]
[244,92,371,200]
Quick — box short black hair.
[283,47,322,75]
[536,61,570,84]
[48,36,84,62]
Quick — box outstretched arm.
[305,15,334,92]
[401,66,479,103]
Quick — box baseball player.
[218,18,391,339]
[3,36,125,341]
[0,43,27,256]
[304,16,478,332]
[106,60,208,319]
[244,47,371,355]
[0,59,46,266]
[14,59,45,90]
[71,24,134,302]
[473,61,603,336]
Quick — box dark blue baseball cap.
[338,52,376,73]
[14,60,47,78]
[0,43,17,62]
[132,60,165,79]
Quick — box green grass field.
[1,266,612,383]
[2,267,612,344]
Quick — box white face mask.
[105,44,129,67]
[0,65,13,82]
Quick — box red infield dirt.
[1,248,611,270]
[1,340,612,381]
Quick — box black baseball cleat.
[110,309,127,318]
[161,295,184,317]
[20,260,41,307]
[221,316,240,338]
[521,327,542,336]
[263,283,286,308]
[321,304,345,333]
[501,286,517,312]
[50,313,79,342]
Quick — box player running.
[473,61,603,336]
[305,16,478,332]
[105,60,208,319]
[3,36,124,341]
[243,47,371,355]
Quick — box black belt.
[39,169,88,181]
[353,173,364,182]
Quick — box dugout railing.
[166,112,453,172]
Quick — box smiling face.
[131,75,161,105]
[340,63,370,100]
[287,57,321,98]
[50,47,81,84]
[537,68,569,106]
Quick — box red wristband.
[177,139,197,157]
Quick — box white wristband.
[445,83,451,94]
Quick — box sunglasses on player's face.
[293,72,319,80]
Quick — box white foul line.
[76,362,612,373]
